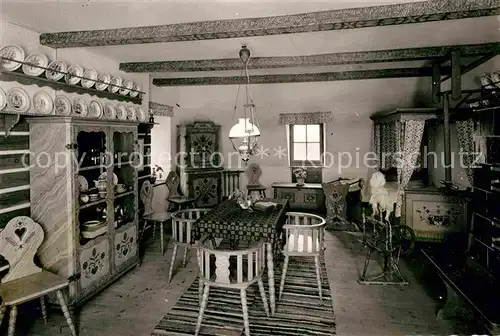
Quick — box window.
[289,124,324,166]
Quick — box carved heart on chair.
[14,227,26,241]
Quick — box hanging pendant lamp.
[229,45,260,162]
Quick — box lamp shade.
[229,118,260,138]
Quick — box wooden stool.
[246,185,267,199]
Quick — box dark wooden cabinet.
[177,121,222,207]
[271,183,326,212]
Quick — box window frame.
[288,123,325,167]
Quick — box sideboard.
[272,183,325,212]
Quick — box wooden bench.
[421,248,500,334]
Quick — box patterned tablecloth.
[194,198,289,246]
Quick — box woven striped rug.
[151,256,336,336]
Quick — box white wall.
[163,77,431,197]
[150,83,173,174]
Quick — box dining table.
[193,198,289,316]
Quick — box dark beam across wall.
[120,42,500,72]
[40,0,500,48]
[152,67,452,86]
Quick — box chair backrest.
[245,163,261,186]
[283,212,326,255]
[321,180,350,221]
[165,171,181,198]
[0,216,44,283]
[171,208,211,245]
[197,235,266,286]
[222,170,242,198]
[140,180,154,215]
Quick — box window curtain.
[278,111,332,125]
[377,121,401,170]
[395,120,426,217]
[456,118,475,184]
[374,124,381,170]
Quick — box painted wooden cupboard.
[27,117,139,307]
[176,121,223,207]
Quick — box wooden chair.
[0,216,77,336]
[279,212,326,301]
[168,208,211,283]
[140,180,171,255]
[166,171,197,210]
[195,235,269,336]
[245,163,267,199]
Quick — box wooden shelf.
[79,198,107,210]
[474,212,500,229]
[0,70,143,104]
[114,190,134,199]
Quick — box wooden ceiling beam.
[40,0,500,48]
[152,67,452,86]
[120,42,500,72]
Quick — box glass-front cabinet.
[27,117,139,307]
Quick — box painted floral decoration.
[415,205,461,227]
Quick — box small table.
[194,198,289,315]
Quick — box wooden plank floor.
[16,230,478,336]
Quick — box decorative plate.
[45,60,67,81]
[119,80,133,96]
[116,104,127,120]
[33,90,53,115]
[108,76,122,93]
[73,98,88,117]
[0,45,25,72]
[95,73,110,91]
[129,83,140,98]
[22,53,49,77]
[99,172,118,185]
[88,100,103,119]
[480,74,495,89]
[77,175,89,192]
[103,104,116,119]
[64,64,84,85]
[0,87,6,111]
[492,72,500,89]
[81,69,98,88]
[54,95,72,116]
[126,105,136,120]
[136,107,146,122]
[7,87,30,113]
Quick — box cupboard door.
[189,173,221,207]
[79,239,110,293]
[114,224,137,270]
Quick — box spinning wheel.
[359,206,415,285]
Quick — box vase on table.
[296,178,305,186]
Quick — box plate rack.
[0,56,145,104]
